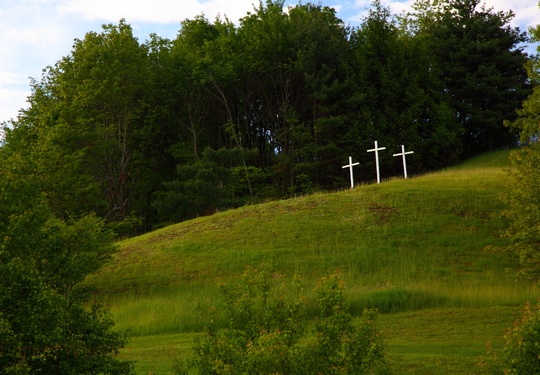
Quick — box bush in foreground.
[0,155,133,374]
[177,266,387,374]
[481,301,540,374]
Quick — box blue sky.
[1,0,539,124]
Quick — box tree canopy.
[0,152,133,374]
[408,0,530,155]
[1,0,532,231]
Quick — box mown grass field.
[85,149,538,374]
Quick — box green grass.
[85,149,538,374]
[379,306,523,374]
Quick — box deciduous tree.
[498,19,540,281]
[0,153,133,374]
[7,20,150,225]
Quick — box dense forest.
[0,0,533,234]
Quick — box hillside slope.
[86,150,538,374]
[89,149,521,297]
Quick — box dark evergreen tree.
[410,0,531,156]
[287,3,352,190]
[349,0,461,180]
[237,1,352,194]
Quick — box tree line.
[1,0,532,233]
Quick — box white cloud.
[0,69,33,123]
[345,0,414,24]
[57,0,259,24]
[346,0,539,27]
[0,1,75,122]
[1,22,66,57]
[481,0,539,31]
[329,4,343,13]
[0,86,29,123]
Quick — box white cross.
[367,140,386,184]
[393,145,414,179]
[342,156,360,188]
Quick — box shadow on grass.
[348,288,447,314]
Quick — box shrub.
[177,266,387,374]
[481,301,540,374]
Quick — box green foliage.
[236,2,354,193]
[501,301,540,374]
[3,0,531,231]
[408,0,530,155]
[107,213,144,239]
[153,147,259,224]
[0,154,133,374]
[483,301,540,374]
[350,0,462,173]
[497,145,540,280]
[5,20,153,225]
[505,21,540,143]
[495,18,540,282]
[179,266,386,375]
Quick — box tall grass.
[88,150,540,374]
[85,149,537,339]
[106,284,224,336]
[108,278,535,337]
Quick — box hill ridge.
[90,150,540,374]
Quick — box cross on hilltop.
[342,141,415,188]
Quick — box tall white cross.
[342,156,360,189]
[367,140,386,184]
[393,145,414,179]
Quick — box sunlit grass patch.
[85,149,540,374]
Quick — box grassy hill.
[86,149,538,374]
